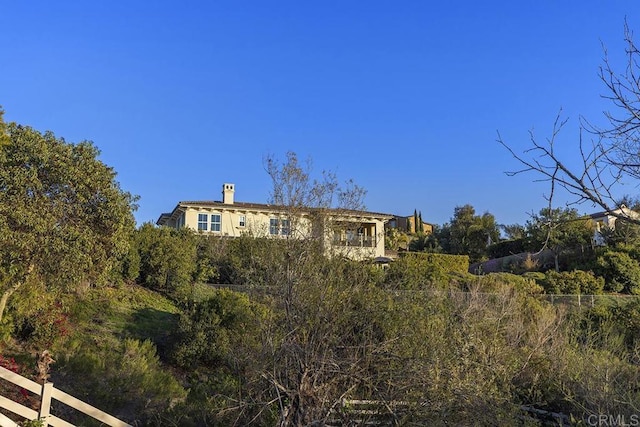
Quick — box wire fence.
[535,293,640,309]
[207,283,640,309]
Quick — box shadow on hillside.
[125,308,179,355]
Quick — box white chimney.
[222,183,235,204]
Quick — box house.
[386,215,434,234]
[589,205,640,245]
[157,183,394,260]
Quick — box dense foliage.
[0,114,137,325]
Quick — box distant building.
[157,183,394,260]
[387,214,433,234]
[589,205,640,245]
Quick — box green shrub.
[134,223,198,296]
[461,272,544,294]
[595,249,640,294]
[172,288,269,369]
[385,253,469,289]
[55,338,185,425]
[522,271,546,282]
[540,270,605,295]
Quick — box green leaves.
[440,204,500,263]
[0,118,137,320]
[134,224,198,296]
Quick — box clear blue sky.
[2,1,639,227]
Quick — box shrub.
[540,270,605,295]
[134,223,198,296]
[385,253,469,289]
[172,289,269,369]
[595,249,640,294]
[54,338,185,425]
[461,272,544,294]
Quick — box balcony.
[332,235,376,248]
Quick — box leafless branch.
[499,21,640,227]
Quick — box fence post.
[39,382,53,427]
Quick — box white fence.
[0,366,131,427]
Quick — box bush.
[172,289,269,369]
[134,223,198,297]
[54,338,185,425]
[213,235,322,286]
[595,249,640,294]
[7,279,72,349]
[385,253,469,289]
[540,270,605,295]
[460,272,544,294]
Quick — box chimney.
[222,183,235,204]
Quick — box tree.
[443,204,500,263]
[0,114,137,322]
[525,207,594,271]
[408,231,441,252]
[247,152,438,425]
[263,151,367,248]
[134,223,198,298]
[499,23,640,226]
[500,223,526,240]
[599,219,640,247]
[264,151,366,212]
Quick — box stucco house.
[589,205,640,245]
[157,183,394,260]
[387,215,434,234]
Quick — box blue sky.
[2,1,640,227]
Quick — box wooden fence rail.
[0,365,131,427]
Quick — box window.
[270,218,291,236]
[270,218,279,235]
[281,219,290,236]
[239,215,246,227]
[198,214,208,231]
[211,214,221,232]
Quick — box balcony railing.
[332,235,376,248]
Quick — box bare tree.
[261,152,380,426]
[499,22,640,226]
[264,151,366,212]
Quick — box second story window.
[239,215,246,227]
[270,218,279,235]
[211,214,221,232]
[270,218,290,236]
[198,214,208,231]
[281,219,290,236]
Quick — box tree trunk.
[0,265,34,323]
[0,282,22,323]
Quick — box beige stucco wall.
[174,206,388,259]
[183,207,282,236]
